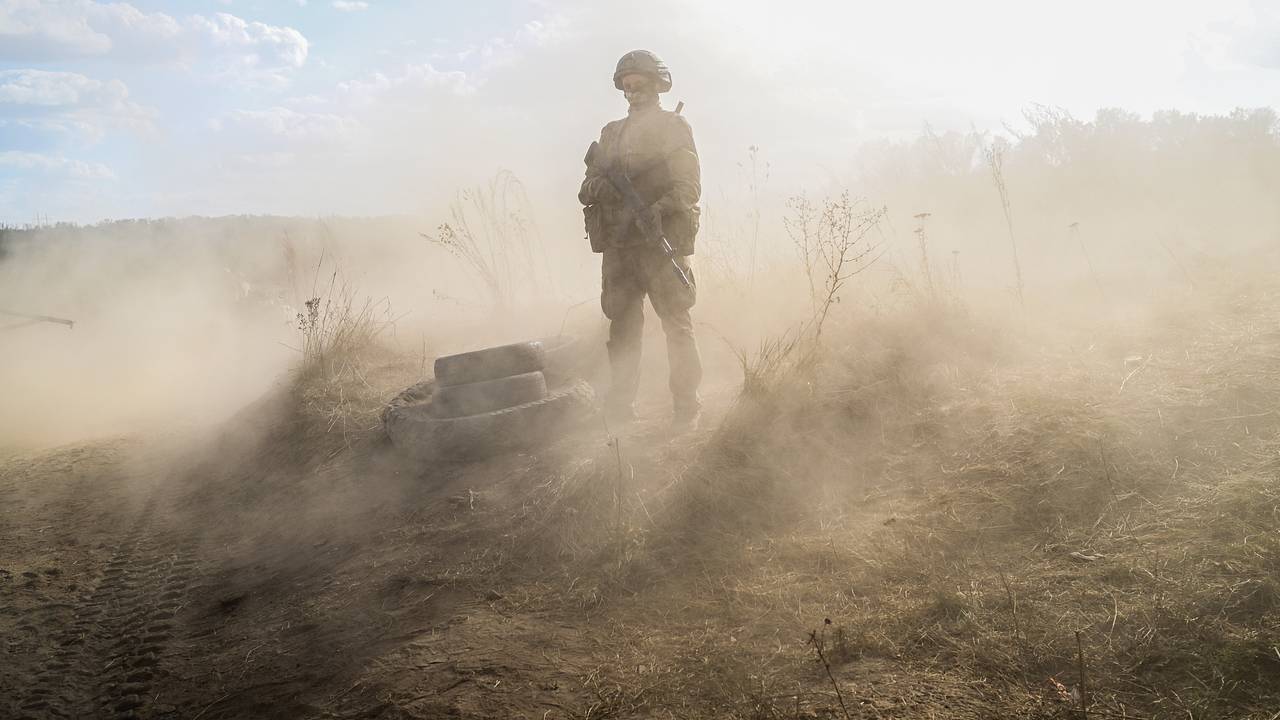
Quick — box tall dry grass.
[420,170,550,309]
[290,248,401,445]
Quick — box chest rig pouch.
[659,147,699,255]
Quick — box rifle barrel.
[0,309,75,328]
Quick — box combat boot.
[606,401,638,428]
[670,406,701,434]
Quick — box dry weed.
[293,254,400,446]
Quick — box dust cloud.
[4,11,1280,719]
[0,209,593,449]
[3,106,1280,449]
[3,1,1277,453]
[0,222,292,446]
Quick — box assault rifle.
[585,142,692,290]
[1,309,75,332]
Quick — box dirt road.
[1,439,202,719]
[0,385,743,720]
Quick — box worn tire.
[434,341,547,387]
[538,334,581,386]
[380,378,435,429]
[431,371,547,418]
[384,380,596,461]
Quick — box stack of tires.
[382,336,595,461]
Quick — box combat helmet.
[613,50,672,93]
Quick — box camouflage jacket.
[579,103,701,253]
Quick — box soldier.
[579,49,703,431]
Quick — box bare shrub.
[787,191,886,338]
[294,253,396,443]
[737,191,886,395]
[421,170,548,308]
[783,193,819,305]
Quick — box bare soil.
[4,274,1280,719]
[1,378,759,720]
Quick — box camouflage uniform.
[579,51,703,420]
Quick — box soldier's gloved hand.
[636,204,663,240]
[583,178,618,206]
[595,180,622,205]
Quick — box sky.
[1,0,1278,225]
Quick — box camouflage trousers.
[600,244,702,415]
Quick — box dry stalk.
[986,144,1025,305]
[421,170,548,308]
[293,255,395,442]
[999,572,1022,652]
[784,193,819,310]
[613,436,626,570]
[808,622,852,720]
[1068,222,1105,298]
[913,212,936,300]
[810,192,887,340]
[748,191,887,395]
[1076,630,1090,719]
[745,144,767,290]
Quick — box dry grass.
[730,192,889,402]
[481,261,1280,719]
[245,229,1280,719]
[420,170,549,309]
[291,256,410,450]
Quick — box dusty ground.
[4,269,1280,719]
[0,350,755,720]
[1,437,203,719]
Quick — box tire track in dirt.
[14,491,200,720]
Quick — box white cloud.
[203,62,473,160]
[332,1,368,11]
[337,63,474,106]
[283,94,329,108]
[516,19,567,48]
[210,107,358,142]
[0,69,154,142]
[189,12,308,69]
[0,150,115,180]
[1227,1,1280,69]
[84,0,183,62]
[0,1,308,81]
[10,0,1273,225]
[0,0,111,59]
[3,68,114,107]
[227,151,296,169]
[446,18,570,71]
